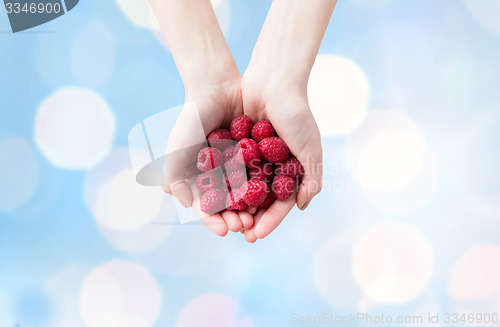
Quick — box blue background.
[1,0,500,326]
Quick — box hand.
[150,0,332,240]
[163,76,255,237]
[235,0,334,242]
[240,76,323,243]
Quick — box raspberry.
[252,120,276,143]
[258,137,290,164]
[272,175,296,200]
[236,138,260,168]
[207,129,233,149]
[275,156,304,178]
[197,147,223,172]
[249,162,274,182]
[224,158,245,172]
[240,180,269,207]
[223,145,238,162]
[196,170,222,193]
[200,189,226,214]
[222,146,243,172]
[223,169,247,189]
[226,188,249,211]
[259,191,276,209]
[230,115,253,141]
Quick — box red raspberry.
[275,156,304,178]
[223,169,247,189]
[222,146,245,172]
[240,180,269,207]
[207,129,233,149]
[226,188,249,211]
[259,191,276,209]
[252,120,276,143]
[197,147,223,172]
[200,189,226,214]
[249,162,274,182]
[272,175,296,200]
[236,138,261,168]
[223,145,238,162]
[258,137,290,164]
[196,170,222,193]
[230,115,253,141]
[224,158,245,172]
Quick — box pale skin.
[149,0,336,242]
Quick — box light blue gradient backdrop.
[1,1,500,326]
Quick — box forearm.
[149,0,239,92]
[247,0,336,89]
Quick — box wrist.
[242,59,308,102]
[182,56,241,97]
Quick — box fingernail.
[301,199,312,210]
[177,198,188,208]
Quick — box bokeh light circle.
[345,110,438,213]
[0,136,40,212]
[113,0,231,36]
[93,168,163,231]
[152,0,230,48]
[80,260,162,327]
[175,293,253,327]
[45,265,90,327]
[90,314,151,327]
[461,0,500,35]
[353,222,434,304]
[115,0,161,32]
[462,110,500,210]
[346,110,427,192]
[314,231,364,310]
[85,148,174,252]
[356,130,426,192]
[35,87,115,169]
[450,245,500,300]
[71,20,116,88]
[308,55,370,137]
[213,0,230,35]
[136,223,231,276]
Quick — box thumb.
[296,147,323,210]
[170,180,193,208]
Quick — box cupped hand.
[240,76,323,242]
[163,77,254,236]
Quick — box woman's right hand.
[163,75,255,237]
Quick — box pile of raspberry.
[196,115,304,214]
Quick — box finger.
[295,148,323,210]
[244,231,257,243]
[164,104,209,207]
[221,210,243,232]
[244,208,265,243]
[200,213,229,237]
[246,206,258,215]
[162,184,171,194]
[191,190,228,237]
[170,181,192,208]
[254,192,296,239]
[238,210,254,230]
